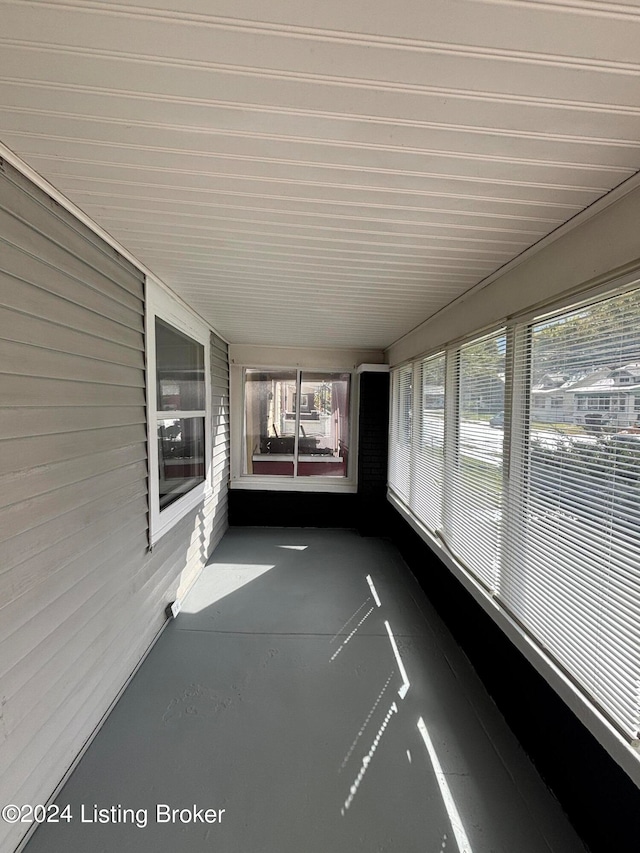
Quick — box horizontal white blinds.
[387,283,640,743]
[410,354,445,533]
[388,364,412,502]
[444,331,505,592]
[501,289,640,740]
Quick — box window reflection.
[297,373,349,477]
[158,417,205,510]
[155,318,206,510]
[155,318,205,411]
[244,370,350,477]
[245,370,297,476]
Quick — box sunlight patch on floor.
[180,563,276,613]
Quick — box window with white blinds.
[444,331,506,591]
[502,289,640,741]
[388,364,412,502]
[387,282,640,745]
[410,354,446,532]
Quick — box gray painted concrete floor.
[25,528,587,853]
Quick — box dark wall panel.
[387,505,640,853]
[229,489,357,527]
[357,371,391,535]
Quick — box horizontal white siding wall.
[0,160,228,852]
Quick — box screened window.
[244,370,350,478]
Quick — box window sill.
[231,476,357,493]
[150,484,207,546]
[251,454,344,462]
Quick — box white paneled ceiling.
[2,0,640,348]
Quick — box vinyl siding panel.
[0,175,144,308]
[0,405,145,439]
[0,306,143,367]
[0,339,144,387]
[0,424,147,476]
[5,514,210,807]
[0,483,149,588]
[0,502,148,605]
[0,161,229,853]
[0,231,144,329]
[0,444,147,508]
[0,461,149,543]
[0,273,143,349]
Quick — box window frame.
[386,275,640,784]
[146,280,212,545]
[501,288,640,742]
[446,329,506,593]
[230,364,358,493]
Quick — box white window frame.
[230,364,358,493]
[387,275,640,786]
[146,280,212,545]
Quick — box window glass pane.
[412,354,445,531]
[245,370,296,475]
[156,318,205,411]
[297,373,350,477]
[446,332,505,590]
[158,417,205,510]
[502,288,640,739]
[388,365,413,501]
